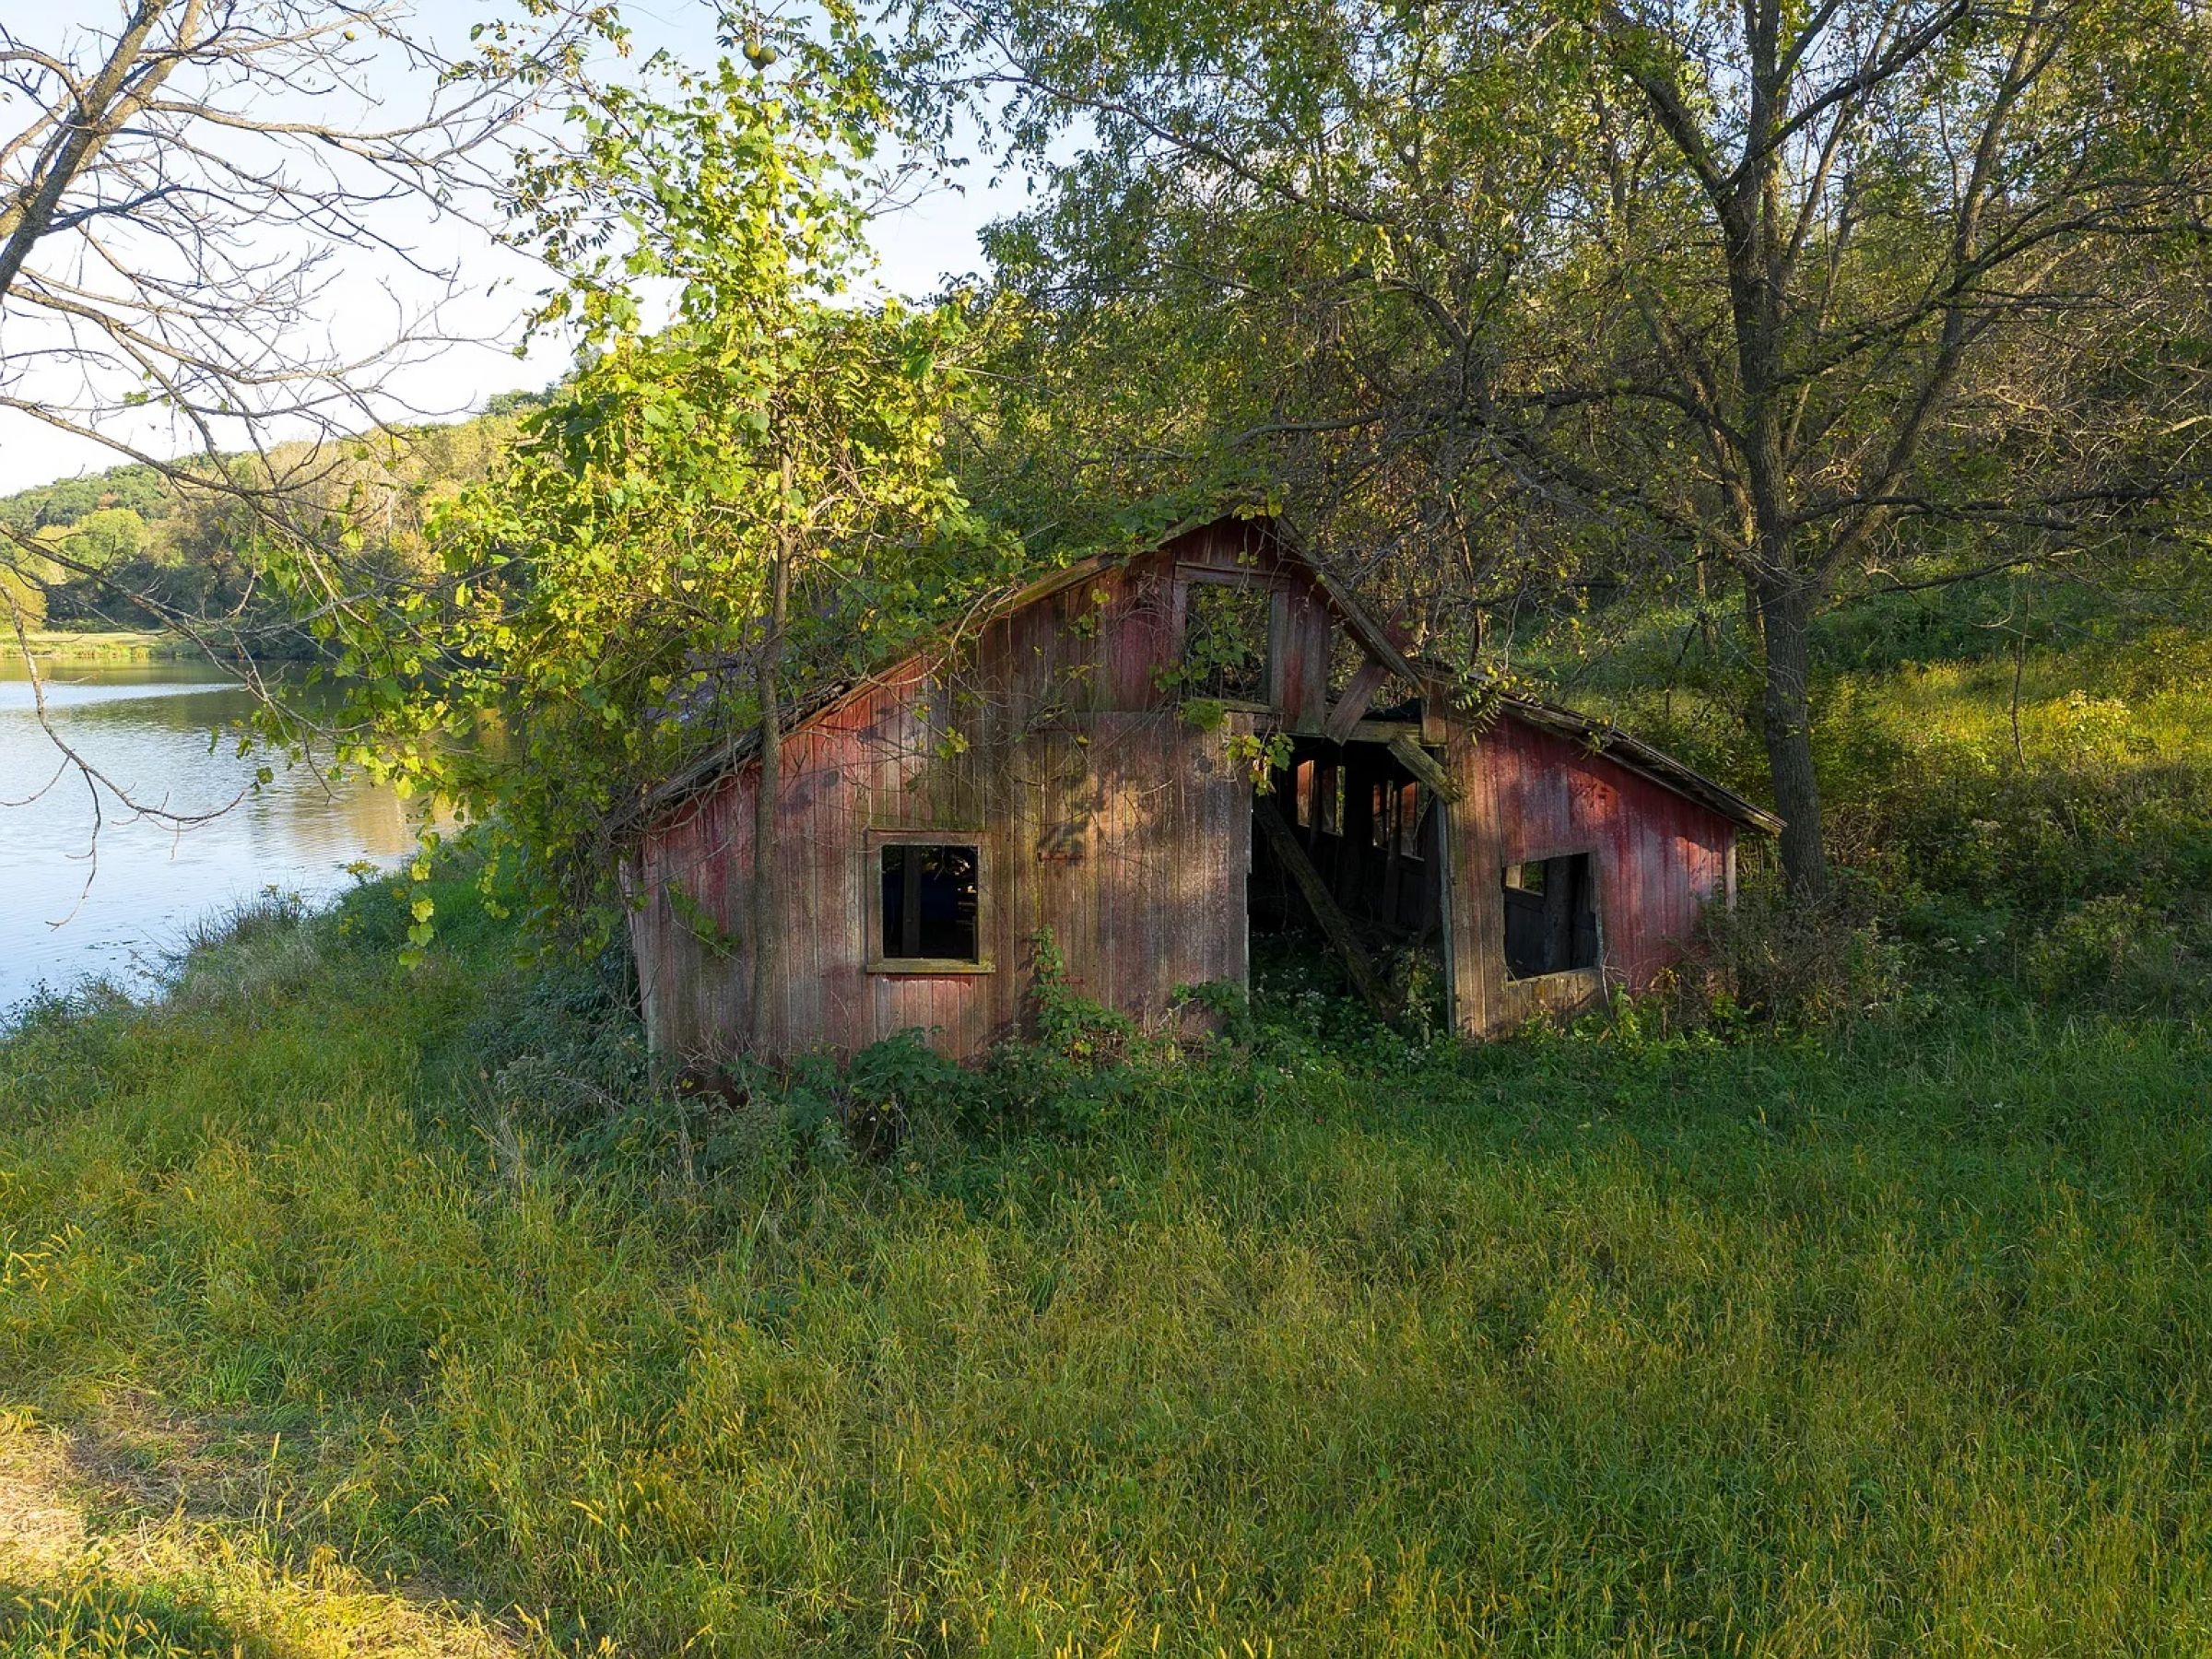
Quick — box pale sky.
[0,0,1020,496]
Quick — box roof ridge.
[622,515,1782,839]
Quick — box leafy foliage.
[0,425,533,652]
[292,20,1017,947]
[904,0,2212,891]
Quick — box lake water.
[1,657,435,1010]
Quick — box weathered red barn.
[627,516,1779,1062]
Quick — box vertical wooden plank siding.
[631,548,1257,1063]
[1268,580,1333,731]
[1445,712,1738,1035]
[1441,724,1503,1037]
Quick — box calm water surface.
[1,658,434,1008]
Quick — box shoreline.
[14,629,196,662]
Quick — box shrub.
[777,1030,967,1164]
[2025,895,2161,997]
[1667,883,1915,1030]
[163,890,321,1015]
[2022,895,2211,1012]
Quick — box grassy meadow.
[3,634,2210,1656]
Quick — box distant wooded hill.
[1,387,552,651]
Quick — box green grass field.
[3,643,2209,1655]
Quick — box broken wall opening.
[1249,734,1446,1008]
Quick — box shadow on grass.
[1,1410,517,1659]
[0,1563,283,1659]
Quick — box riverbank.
[12,629,194,662]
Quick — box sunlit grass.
[4,870,2211,1654]
[1847,650,2212,771]
[4,636,2212,1654]
[0,1410,514,1657]
[11,630,191,663]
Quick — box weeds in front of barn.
[4,653,2212,1655]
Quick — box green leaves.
[301,13,1004,950]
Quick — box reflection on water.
[1,657,441,1007]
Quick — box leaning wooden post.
[1253,794,1394,1018]
[1385,734,1463,803]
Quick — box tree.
[908,0,1590,625]
[0,0,607,483]
[908,0,2212,893]
[53,506,147,571]
[313,18,1004,1024]
[0,0,610,869]
[1557,0,2212,893]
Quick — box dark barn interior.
[1193,591,1453,982]
[1249,724,1449,984]
[1501,853,1599,980]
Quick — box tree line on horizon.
[0,395,553,644]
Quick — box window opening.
[1317,764,1342,834]
[1501,852,1598,979]
[1294,759,1315,829]
[1397,783,1424,857]
[880,844,981,961]
[1180,579,1272,703]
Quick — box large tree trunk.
[1754,575,1829,899]
[749,543,790,1053]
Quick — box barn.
[626,515,1780,1062]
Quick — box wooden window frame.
[1172,566,1279,710]
[866,828,995,974]
[1500,846,1604,982]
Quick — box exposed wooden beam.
[1253,795,1393,1018]
[1295,561,1427,689]
[1339,717,1419,745]
[1323,659,1393,743]
[1387,734,1464,803]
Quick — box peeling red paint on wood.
[1461,712,1735,1033]
[632,544,1256,1062]
[629,517,1756,1062]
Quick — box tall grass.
[4,861,2211,1653]
[1573,619,2212,1016]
